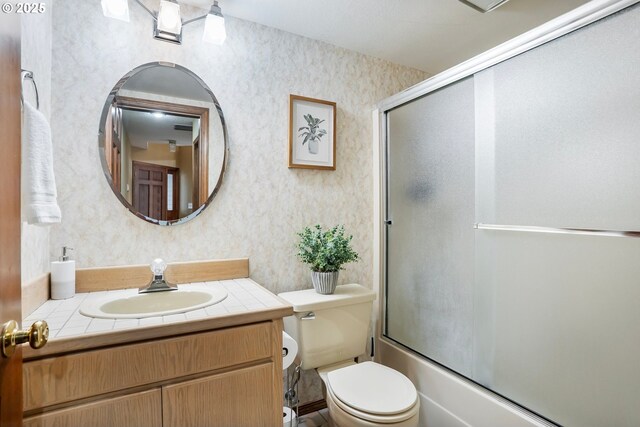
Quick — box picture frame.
[288,94,336,170]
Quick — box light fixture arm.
[183,2,222,27]
[133,0,157,20]
[182,13,207,26]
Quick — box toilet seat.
[322,362,419,424]
[325,388,420,427]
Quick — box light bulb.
[101,0,129,22]
[157,0,182,35]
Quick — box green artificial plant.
[296,225,359,272]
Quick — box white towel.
[23,101,61,225]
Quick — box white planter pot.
[311,271,339,294]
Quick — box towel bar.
[21,69,40,110]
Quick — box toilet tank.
[278,284,376,370]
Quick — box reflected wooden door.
[132,162,179,221]
[0,11,24,427]
[133,161,166,220]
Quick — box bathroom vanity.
[21,260,292,427]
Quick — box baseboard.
[298,399,327,416]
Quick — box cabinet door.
[23,389,161,427]
[162,363,277,427]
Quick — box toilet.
[278,284,420,427]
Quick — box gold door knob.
[1,319,49,358]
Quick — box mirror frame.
[98,62,228,226]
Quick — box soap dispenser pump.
[50,246,76,300]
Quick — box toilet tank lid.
[278,284,376,312]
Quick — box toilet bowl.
[278,284,421,427]
[318,361,419,427]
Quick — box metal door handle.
[300,312,315,320]
[1,319,49,358]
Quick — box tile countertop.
[22,278,293,360]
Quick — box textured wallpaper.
[21,0,52,284]
[48,0,426,403]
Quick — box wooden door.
[133,161,166,220]
[0,11,24,427]
[132,162,179,221]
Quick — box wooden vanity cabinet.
[22,320,284,427]
[162,363,276,427]
[23,389,163,427]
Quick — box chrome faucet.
[139,258,178,294]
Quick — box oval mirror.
[99,62,227,225]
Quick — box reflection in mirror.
[99,63,226,225]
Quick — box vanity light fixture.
[101,0,227,45]
[101,0,129,22]
[202,1,226,45]
[168,140,177,152]
[458,0,511,12]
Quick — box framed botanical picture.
[289,94,336,170]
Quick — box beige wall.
[50,0,426,279]
[130,143,179,167]
[21,0,52,285]
[48,0,427,402]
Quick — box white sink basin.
[80,288,227,319]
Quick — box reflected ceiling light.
[152,111,165,118]
[101,1,227,46]
[202,1,226,45]
[458,0,511,12]
[101,0,129,22]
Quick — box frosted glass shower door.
[384,4,640,426]
[385,77,476,376]
[471,5,640,426]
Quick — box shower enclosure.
[379,1,640,425]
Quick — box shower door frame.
[373,0,639,424]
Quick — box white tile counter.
[23,278,291,345]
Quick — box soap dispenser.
[50,246,75,300]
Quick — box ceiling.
[122,109,197,148]
[179,0,590,74]
[123,66,213,102]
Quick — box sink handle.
[139,258,178,294]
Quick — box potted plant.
[296,224,359,294]
[298,114,327,154]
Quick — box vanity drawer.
[23,322,272,411]
[23,389,162,427]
